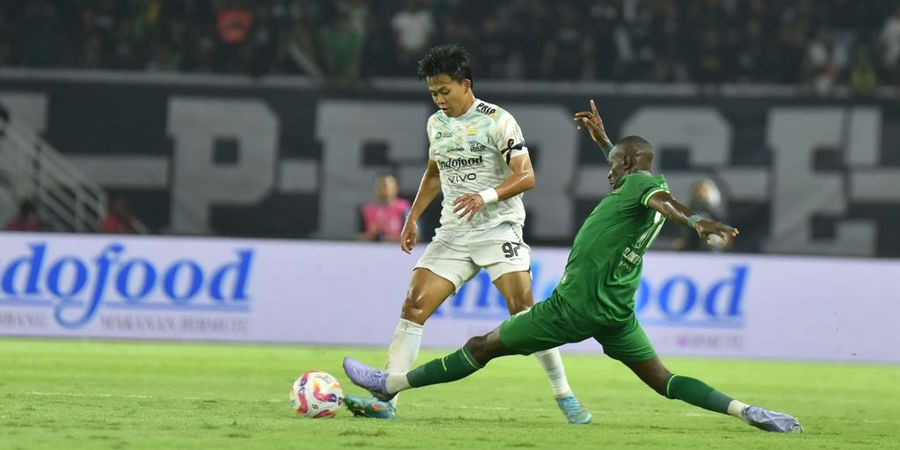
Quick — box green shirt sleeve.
[620,173,669,209]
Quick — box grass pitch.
[1,338,898,449]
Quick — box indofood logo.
[438,155,484,171]
[0,242,253,329]
[436,260,747,330]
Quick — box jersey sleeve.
[492,111,528,164]
[622,174,669,208]
[426,115,437,160]
[640,180,669,207]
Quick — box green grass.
[1,338,898,449]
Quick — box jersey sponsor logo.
[466,127,478,135]
[476,103,496,115]
[447,173,477,183]
[621,247,642,265]
[468,142,488,153]
[438,155,484,171]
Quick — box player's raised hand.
[400,219,418,254]
[452,193,485,222]
[573,99,612,149]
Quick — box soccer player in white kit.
[345,44,591,424]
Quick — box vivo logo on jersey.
[438,156,484,171]
[448,173,477,184]
[635,265,748,329]
[0,242,254,329]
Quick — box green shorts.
[498,291,656,363]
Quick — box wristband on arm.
[478,188,499,205]
[600,141,614,159]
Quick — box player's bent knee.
[400,304,428,325]
[463,335,493,365]
[400,291,434,325]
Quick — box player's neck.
[622,169,653,179]
[449,95,477,117]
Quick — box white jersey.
[426,99,529,232]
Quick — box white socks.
[533,348,573,398]
[384,318,424,408]
[385,373,411,394]
[727,400,751,420]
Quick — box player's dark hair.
[417,44,473,88]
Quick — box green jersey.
[556,172,669,325]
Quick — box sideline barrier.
[1,233,898,363]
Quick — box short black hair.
[616,136,654,155]
[417,44,473,87]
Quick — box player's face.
[607,149,627,187]
[426,74,471,117]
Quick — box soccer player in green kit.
[344,100,802,433]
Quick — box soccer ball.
[290,371,344,418]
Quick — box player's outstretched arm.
[646,191,740,250]
[574,99,614,159]
[401,160,441,253]
[452,153,535,222]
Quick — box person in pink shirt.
[359,175,411,242]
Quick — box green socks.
[406,347,484,388]
[665,375,733,414]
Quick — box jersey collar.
[615,171,655,188]
[449,98,480,121]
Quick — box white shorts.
[415,223,531,291]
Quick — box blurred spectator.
[539,3,588,80]
[319,14,363,86]
[850,51,878,96]
[803,28,840,95]
[358,175,410,243]
[390,0,433,73]
[5,199,41,232]
[216,0,253,72]
[672,179,728,252]
[0,0,898,94]
[216,0,253,45]
[101,195,147,234]
[279,17,324,78]
[880,5,900,75]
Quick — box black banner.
[1,73,899,257]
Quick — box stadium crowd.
[1,0,898,93]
